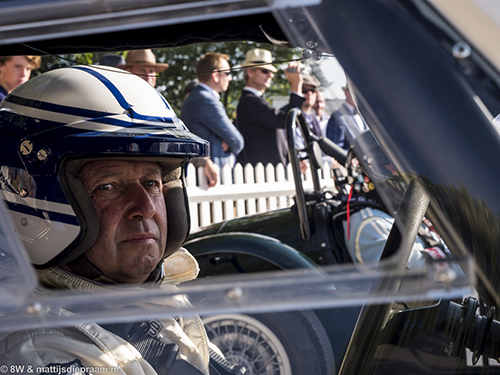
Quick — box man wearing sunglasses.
[236,48,304,167]
[182,52,244,173]
[300,74,323,138]
[294,74,325,171]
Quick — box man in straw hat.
[236,48,304,167]
[120,49,218,188]
[118,49,169,87]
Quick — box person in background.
[183,79,199,100]
[118,49,169,86]
[299,74,323,138]
[98,54,126,67]
[326,84,368,150]
[294,74,323,173]
[182,52,244,171]
[0,55,41,101]
[313,89,330,136]
[120,50,217,187]
[182,78,218,188]
[236,48,304,167]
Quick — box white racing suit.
[0,249,232,375]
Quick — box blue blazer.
[181,85,244,169]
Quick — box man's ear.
[211,70,220,83]
[246,68,256,80]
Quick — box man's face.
[0,56,32,93]
[129,65,157,87]
[247,67,274,92]
[314,93,325,114]
[215,58,232,93]
[343,86,355,106]
[302,85,317,108]
[79,160,167,284]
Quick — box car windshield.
[1,1,500,374]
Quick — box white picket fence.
[186,162,337,231]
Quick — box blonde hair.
[0,56,41,69]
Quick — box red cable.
[347,186,354,240]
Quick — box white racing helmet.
[0,66,209,270]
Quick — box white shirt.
[243,86,263,97]
[243,86,303,98]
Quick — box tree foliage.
[37,42,302,118]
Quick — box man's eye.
[144,181,162,190]
[96,183,113,191]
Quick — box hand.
[284,62,303,93]
[331,157,342,169]
[300,160,309,175]
[204,159,219,188]
[221,140,230,152]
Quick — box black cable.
[20,42,335,81]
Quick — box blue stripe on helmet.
[71,66,132,111]
[155,89,171,110]
[4,200,80,226]
[5,95,112,119]
[72,66,173,121]
[86,115,175,129]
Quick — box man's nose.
[126,185,156,220]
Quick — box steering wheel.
[285,108,348,242]
[285,108,321,241]
[338,177,430,375]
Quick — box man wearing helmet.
[73,160,168,284]
[0,66,242,375]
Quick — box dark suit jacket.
[236,90,305,167]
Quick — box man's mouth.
[122,233,157,243]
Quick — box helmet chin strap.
[65,254,166,285]
[145,261,165,285]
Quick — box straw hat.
[118,49,169,72]
[240,48,277,72]
[302,74,321,88]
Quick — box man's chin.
[136,253,162,273]
[119,253,162,283]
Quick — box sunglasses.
[217,70,231,77]
[258,68,273,75]
[302,88,317,94]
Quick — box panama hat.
[240,48,277,72]
[118,49,169,72]
[302,74,321,88]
